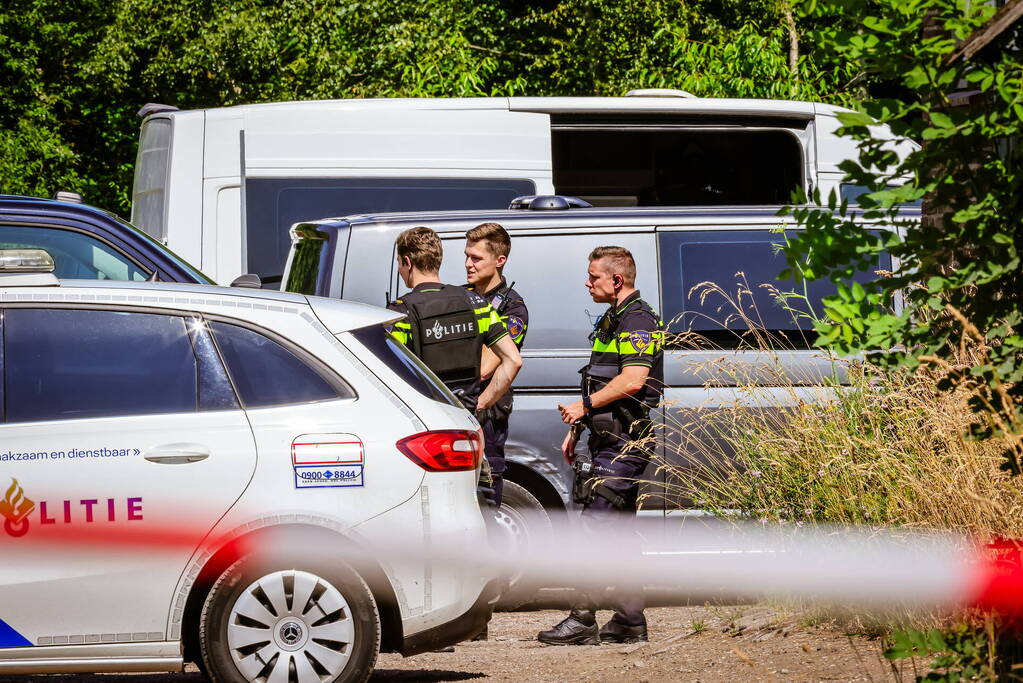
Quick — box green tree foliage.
[633,21,857,102]
[781,0,1023,471]
[2,0,854,214]
[0,0,114,200]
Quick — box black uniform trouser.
[482,414,508,507]
[573,437,648,627]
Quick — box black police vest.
[401,285,482,393]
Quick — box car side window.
[2,308,233,423]
[0,224,149,281]
[658,230,892,349]
[446,232,659,350]
[209,321,351,408]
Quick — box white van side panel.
[242,109,553,175]
[196,111,245,282]
[164,113,204,264]
[813,112,856,176]
[199,181,243,282]
[202,110,244,179]
[812,108,919,200]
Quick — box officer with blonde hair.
[464,222,528,507]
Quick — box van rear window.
[245,177,535,286]
[132,118,172,242]
[553,127,803,207]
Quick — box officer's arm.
[480,346,500,380]
[476,334,522,411]
[482,302,527,380]
[589,366,650,406]
[559,366,649,424]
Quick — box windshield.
[346,324,459,407]
[102,209,214,284]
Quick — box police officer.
[464,222,528,508]
[537,246,664,646]
[388,226,522,420]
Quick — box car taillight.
[396,430,483,472]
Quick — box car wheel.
[199,554,379,683]
[493,480,553,609]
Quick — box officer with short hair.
[464,222,528,508]
[388,226,522,419]
[537,245,664,646]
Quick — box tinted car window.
[189,320,241,411]
[840,184,923,208]
[0,224,148,281]
[246,177,536,284]
[658,230,892,349]
[99,209,213,284]
[210,322,348,408]
[4,309,203,422]
[348,324,458,407]
[444,232,659,350]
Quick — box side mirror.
[230,273,262,289]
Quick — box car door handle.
[144,443,211,464]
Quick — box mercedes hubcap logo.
[279,622,303,645]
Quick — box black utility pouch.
[588,411,621,444]
[571,451,596,505]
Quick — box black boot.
[599,618,648,644]
[537,610,599,645]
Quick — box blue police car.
[0,193,213,284]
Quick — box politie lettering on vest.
[425,319,476,341]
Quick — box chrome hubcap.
[493,505,528,549]
[227,569,355,683]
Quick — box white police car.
[0,250,498,682]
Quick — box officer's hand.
[558,401,586,424]
[561,429,579,464]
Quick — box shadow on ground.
[0,670,485,683]
[371,670,484,681]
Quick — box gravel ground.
[1,606,914,683]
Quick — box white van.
[131,92,913,286]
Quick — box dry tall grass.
[630,278,1023,680]
[643,278,1023,539]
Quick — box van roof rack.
[624,88,695,98]
[0,249,59,287]
[508,195,592,211]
